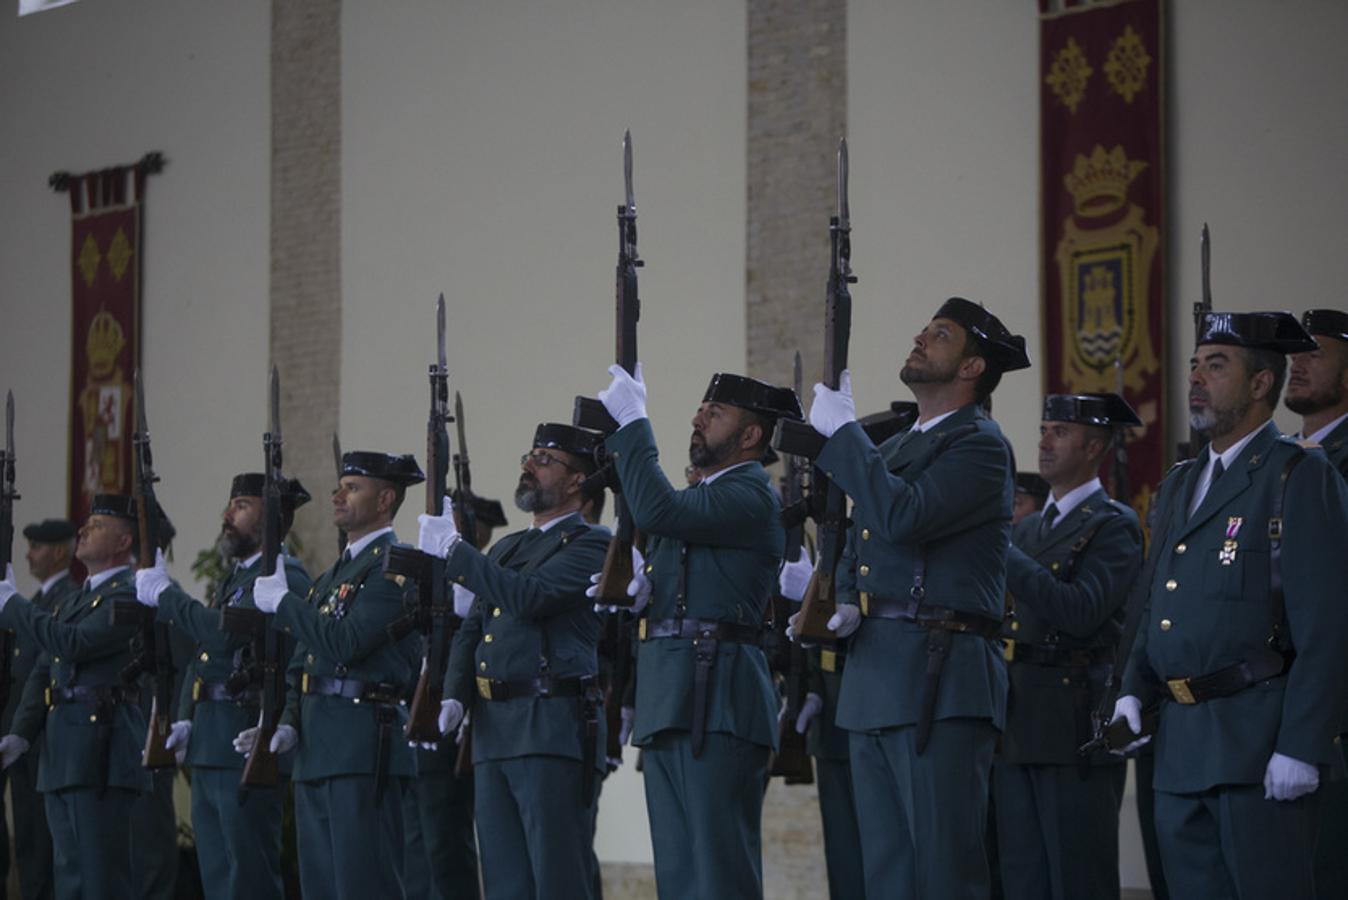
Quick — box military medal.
[1220,517,1243,565]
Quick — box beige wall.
[2,0,1347,880]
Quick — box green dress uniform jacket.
[1317,415,1348,477]
[444,512,610,768]
[1121,423,1348,898]
[1001,487,1142,766]
[1121,423,1348,791]
[818,404,1012,731]
[606,420,782,748]
[4,568,152,794]
[160,555,311,770]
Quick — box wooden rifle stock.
[220,605,284,787]
[454,717,473,775]
[142,694,177,769]
[1079,704,1158,755]
[794,566,838,644]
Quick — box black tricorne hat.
[230,473,313,509]
[90,494,137,521]
[934,297,1031,373]
[533,423,600,460]
[340,452,426,487]
[1196,311,1317,354]
[1302,309,1348,344]
[22,518,76,543]
[1015,472,1050,500]
[702,373,804,420]
[1041,392,1142,427]
[468,495,509,528]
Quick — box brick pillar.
[747,3,846,898]
[270,0,342,572]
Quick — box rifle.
[219,366,291,787]
[770,355,814,784]
[385,296,454,744]
[574,129,643,605]
[0,393,18,713]
[1111,359,1131,502]
[450,390,482,775]
[110,372,177,769]
[772,138,855,642]
[333,432,347,554]
[1178,223,1214,462]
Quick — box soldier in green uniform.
[1113,311,1348,898]
[1285,307,1348,897]
[239,451,423,900]
[1013,472,1050,526]
[594,366,800,899]
[1,519,76,900]
[802,297,1029,899]
[994,393,1143,900]
[0,495,155,900]
[131,473,313,900]
[404,493,508,900]
[415,423,610,900]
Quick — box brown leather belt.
[193,678,261,705]
[639,617,764,645]
[301,675,404,706]
[1164,651,1289,705]
[859,592,1003,638]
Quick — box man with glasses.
[416,423,610,900]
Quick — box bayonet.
[1200,222,1212,312]
[454,392,469,476]
[333,432,346,553]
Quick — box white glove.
[0,564,18,612]
[598,363,648,428]
[418,497,461,560]
[166,720,192,765]
[619,706,635,746]
[232,726,259,755]
[452,584,476,618]
[1108,695,1152,754]
[251,566,289,614]
[269,724,298,754]
[589,547,651,614]
[827,603,862,638]
[0,735,29,769]
[438,699,465,737]
[808,370,856,438]
[778,554,813,602]
[134,549,171,608]
[795,693,824,735]
[1264,752,1320,801]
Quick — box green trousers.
[642,730,771,900]
[190,767,284,900]
[474,756,599,900]
[295,775,406,900]
[406,765,479,900]
[815,757,865,900]
[1153,782,1320,899]
[850,718,997,900]
[993,760,1126,900]
[1313,738,1348,898]
[3,750,53,900]
[45,786,137,900]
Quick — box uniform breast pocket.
[1205,546,1268,602]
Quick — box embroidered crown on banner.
[1063,145,1146,218]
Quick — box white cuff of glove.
[1108,695,1151,754]
[0,563,19,611]
[418,497,461,560]
[778,554,812,603]
[826,603,861,638]
[134,554,171,608]
[452,584,476,618]
[251,567,289,614]
[1264,751,1319,801]
[269,724,298,754]
[808,370,856,438]
[438,698,465,737]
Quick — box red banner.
[62,166,148,528]
[1040,0,1166,520]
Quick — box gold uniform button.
[53,656,60,664]
[306,654,315,665]
[484,634,494,643]
[861,529,870,541]
[492,608,501,618]
[1175,543,1187,555]
[479,661,487,671]
[1160,618,1173,631]
[199,652,209,662]
[859,565,870,577]
[1062,677,1071,686]
[89,714,97,723]
[1165,579,1178,592]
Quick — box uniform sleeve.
[816,420,1010,545]
[1,595,139,664]
[444,529,609,622]
[278,638,305,732]
[444,599,486,706]
[833,525,860,608]
[607,419,779,547]
[272,570,403,667]
[1006,513,1143,638]
[9,655,50,743]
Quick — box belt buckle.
[192,679,202,702]
[859,592,870,617]
[821,649,837,673]
[301,673,311,695]
[638,618,648,641]
[476,676,493,700]
[1167,677,1197,705]
[44,686,51,708]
